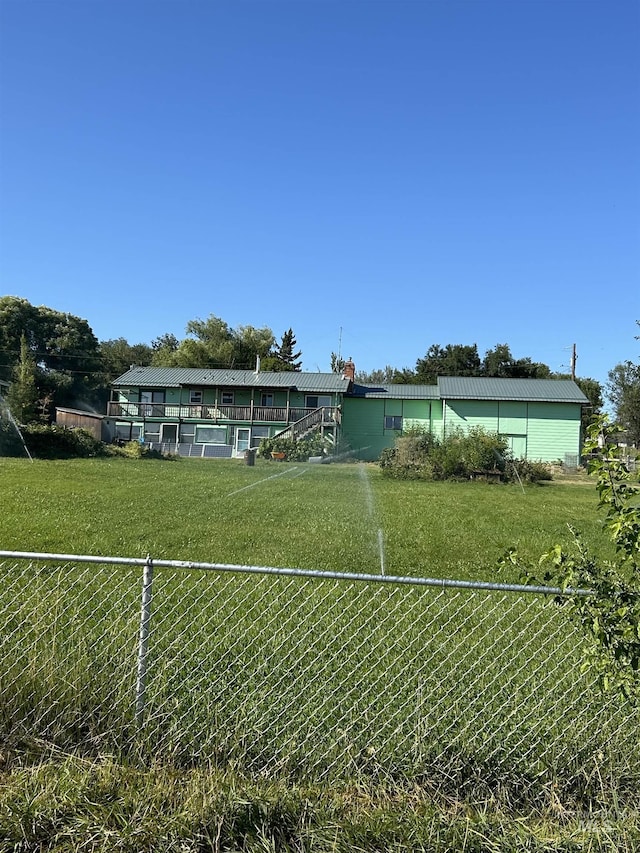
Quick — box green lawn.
[0,455,612,578]
[1,456,637,852]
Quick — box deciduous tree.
[100,338,153,380]
[0,297,103,420]
[415,344,481,383]
[608,361,640,445]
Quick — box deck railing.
[107,402,339,426]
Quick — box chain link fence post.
[135,554,154,728]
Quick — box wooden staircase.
[271,406,340,445]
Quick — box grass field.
[0,455,613,577]
[1,456,638,852]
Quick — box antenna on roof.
[338,326,342,360]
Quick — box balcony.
[107,401,339,426]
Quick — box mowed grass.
[0,455,612,580]
[1,456,637,852]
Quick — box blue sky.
[1,0,638,386]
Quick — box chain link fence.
[1,552,638,791]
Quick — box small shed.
[55,408,116,442]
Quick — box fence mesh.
[1,556,638,789]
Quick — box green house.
[108,365,349,457]
[343,376,589,463]
[106,363,589,463]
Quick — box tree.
[330,352,345,374]
[151,333,180,366]
[0,296,39,383]
[271,328,302,371]
[608,361,640,444]
[100,338,153,380]
[160,315,277,369]
[0,297,103,420]
[481,343,515,378]
[415,344,482,383]
[355,365,416,384]
[233,324,276,368]
[6,333,38,422]
[482,343,551,378]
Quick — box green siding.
[526,403,581,462]
[403,400,428,420]
[341,398,388,460]
[498,401,527,434]
[445,400,499,432]
[341,398,435,461]
[441,399,582,462]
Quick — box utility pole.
[571,343,577,381]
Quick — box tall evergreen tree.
[275,328,302,371]
[7,333,39,422]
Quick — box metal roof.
[349,383,440,400]
[112,366,350,393]
[437,376,590,403]
[112,368,589,404]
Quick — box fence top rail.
[0,549,593,597]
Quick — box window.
[221,391,234,405]
[195,425,227,444]
[140,389,165,416]
[189,390,203,404]
[261,393,274,407]
[252,426,269,443]
[384,415,403,430]
[116,422,143,441]
[305,395,332,408]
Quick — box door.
[161,423,178,444]
[235,427,251,455]
[508,435,527,458]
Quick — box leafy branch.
[502,416,640,701]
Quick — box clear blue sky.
[1,0,638,386]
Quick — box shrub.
[506,458,553,483]
[379,426,513,482]
[0,418,26,457]
[258,432,332,462]
[506,416,640,701]
[21,424,104,459]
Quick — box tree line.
[1,296,638,443]
[0,297,302,423]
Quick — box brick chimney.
[342,358,355,381]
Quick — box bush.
[0,418,27,457]
[20,424,104,459]
[258,432,332,462]
[379,426,532,484]
[506,458,553,483]
[106,441,175,460]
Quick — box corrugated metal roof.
[111,368,589,404]
[349,383,440,400]
[437,376,590,403]
[112,366,350,392]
